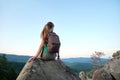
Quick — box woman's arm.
[34,40,45,57]
[28,40,45,62]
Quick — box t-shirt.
[42,43,49,54]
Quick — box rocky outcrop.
[79,71,87,80]
[93,50,120,80]
[92,68,113,80]
[16,58,81,80]
[112,50,120,58]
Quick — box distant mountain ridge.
[0,53,31,62]
[0,53,108,63]
[0,53,109,73]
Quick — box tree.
[0,54,17,80]
[90,51,105,69]
[0,54,8,80]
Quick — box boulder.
[104,57,120,80]
[16,58,81,80]
[79,71,87,80]
[93,50,120,80]
[112,50,120,58]
[92,68,113,80]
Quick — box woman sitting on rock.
[28,22,61,62]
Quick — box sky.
[0,0,120,58]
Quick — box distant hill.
[63,57,92,63]
[62,57,108,63]
[0,53,108,63]
[0,53,31,62]
[0,53,109,73]
[64,62,93,73]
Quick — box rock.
[112,50,120,58]
[93,50,120,80]
[92,68,113,80]
[86,69,97,79]
[16,58,81,80]
[79,71,87,80]
[104,58,120,80]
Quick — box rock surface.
[93,50,120,80]
[16,58,81,80]
[79,71,87,80]
[93,68,113,80]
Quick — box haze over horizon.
[0,0,120,58]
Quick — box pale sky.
[0,0,120,58]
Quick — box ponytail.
[41,22,54,41]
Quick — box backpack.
[47,32,61,53]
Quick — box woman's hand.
[28,56,37,62]
[28,39,44,62]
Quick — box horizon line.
[0,52,111,59]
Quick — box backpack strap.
[57,49,60,59]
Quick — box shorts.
[40,53,56,60]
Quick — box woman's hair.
[41,22,54,41]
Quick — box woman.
[28,22,60,62]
